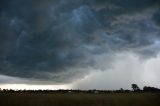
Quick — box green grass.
[0,93,160,106]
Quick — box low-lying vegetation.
[0,92,160,106]
[0,84,160,106]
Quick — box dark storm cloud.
[152,9,160,26]
[0,0,160,83]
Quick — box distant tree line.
[131,84,160,92]
[0,84,160,94]
[143,86,160,92]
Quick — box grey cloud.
[152,10,160,26]
[73,52,160,90]
[0,0,160,83]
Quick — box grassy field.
[0,92,160,106]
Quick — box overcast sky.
[0,0,160,90]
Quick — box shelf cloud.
[0,0,160,87]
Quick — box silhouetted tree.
[120,88,123,91]
[131,84,140,91]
